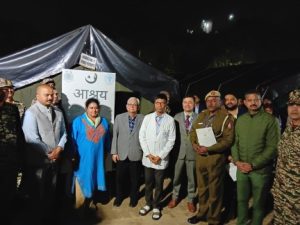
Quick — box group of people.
[0,75,299,225]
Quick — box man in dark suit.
[193,94,205,114]
[168,95,198,212]
[222,93,246,222]
[111,97,144,207]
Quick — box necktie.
[47,107,53,122]
[156,116,163,126]
[156,116,163,135]
[185,115,190,133]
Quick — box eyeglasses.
[127,103,138,106]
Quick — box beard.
[225,104,238,111]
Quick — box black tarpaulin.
[0,25,179,101]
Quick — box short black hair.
[85,98,100,108]
[244,90,261,99]
[224,93,238,100]
[154,93,168,103]
[183,94,195,102]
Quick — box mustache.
[250,104,257,107]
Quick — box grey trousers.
[172,159,197,202]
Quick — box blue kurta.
[72,113,110,198]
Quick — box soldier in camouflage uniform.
[2,79,26,120]
[0,78,27,192]
[0,78,24,222]
[272,89,300,225]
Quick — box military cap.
[287,89,300,105]
[41,77,55,85]
[205,90,221,101]
[0,78,14,88]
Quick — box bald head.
[36,84,53,107]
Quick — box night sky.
[1,1,300,80]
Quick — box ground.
[13,177,273,225]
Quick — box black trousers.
[115,158,141,202]
[27,163,58,223]
[0,168,17,223]
[144,167,165,209]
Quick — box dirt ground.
[12,177,273,225]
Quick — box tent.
[181,59,300,102]
[0,25,180,113]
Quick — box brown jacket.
[190,108,234,153]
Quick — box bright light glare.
[186,29,194,34]
[201,19,213,34]
[228,13,235,21]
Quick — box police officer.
[188,90,234,225]
[272,89,300,225]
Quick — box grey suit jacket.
[111,112,144,161]
[22,102,67,166]
[174,112,197,161]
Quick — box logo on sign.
[85,73,98,84]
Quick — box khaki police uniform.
[190,107,234,225]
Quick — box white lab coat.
[139,112,176,170]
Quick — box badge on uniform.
[227,122,232,129]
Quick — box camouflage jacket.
[11,100,26,120]
[272,123,300,224]
[0,102,24,170]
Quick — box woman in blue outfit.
[72,98,110,212]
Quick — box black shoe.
[113,198,122,207]
[187,215,206,224]
[129,199,138,207]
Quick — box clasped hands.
[146,154,161,165]
[192,144,208,155]
[47,146,63,161]
[235,161,253,173]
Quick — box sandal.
[152,208,161,220]
[139,205,151,216]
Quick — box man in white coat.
[139,94,176,220]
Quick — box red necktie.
[185,115,190,132]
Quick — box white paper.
[229,162,237,181]
[196,127,217,147]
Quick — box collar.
[85,113,101,127]
[155,112,165,118]
[184,112,193,117]
[36,101,52,113]
[128,113,137,120]
[247,108,264,118]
